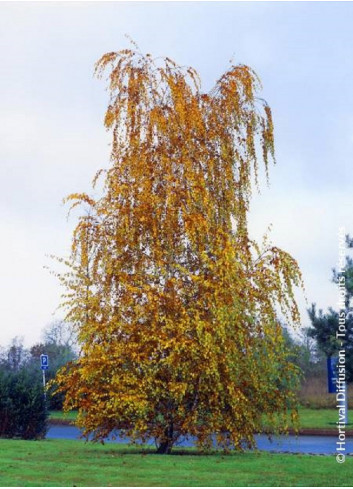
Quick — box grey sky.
[1,1,352,346]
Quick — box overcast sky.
[1,1,352,347]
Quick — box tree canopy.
[308,234,353,382]
[55,48,303,453]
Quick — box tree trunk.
[156,423,174,454]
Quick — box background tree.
[333,234,353,310]
[0,338,48,439]
[2,337,29,372]
[30,321,78,409]
[55,47,303,453]
[307,305,342,358]
[41,320,77,350]
[0,367,48,440]
[308,234,353,382]
[308,306,353,383]
[0,323,77,412]
[282,326,323,379]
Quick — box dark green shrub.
[0,368,48,439]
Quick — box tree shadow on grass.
[95,445,254,457]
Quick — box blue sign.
[327,357,338,393]
[40,354,49,370]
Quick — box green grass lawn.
[49,408,345,430]
[49,410,77,421]
[296,408,341,429]
[262,407,351,431]
[0,439,351,487]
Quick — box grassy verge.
[296,408,340,429]
[49,408,345,430]
[0,439,351,487]
[49,410,77,421]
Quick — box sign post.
[327,356,348,424]
[327,357,338,394]
[40,354,49,403]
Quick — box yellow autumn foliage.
[55,48,303,453]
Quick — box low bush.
[0,368,48,440]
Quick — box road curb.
[48,419,353,436]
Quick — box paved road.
[47,425,353,454]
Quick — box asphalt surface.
[47,425,353,455]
